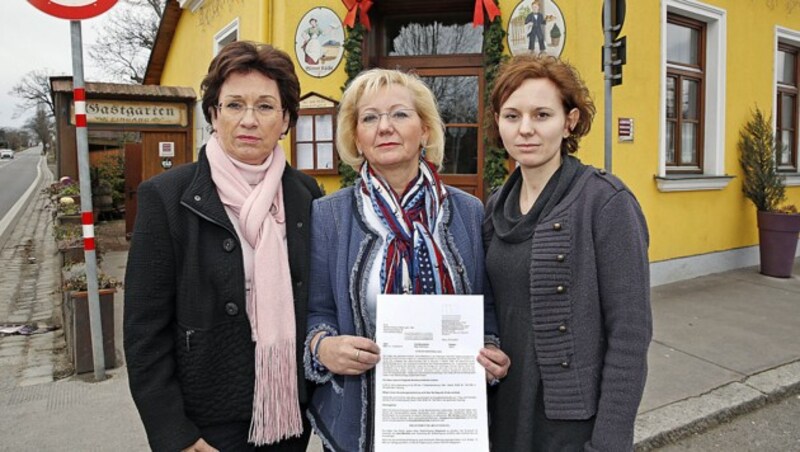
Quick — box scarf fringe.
[248,339,303,446]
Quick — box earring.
[357,148,363,156]
[420,144,427,159]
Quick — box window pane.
[781,94,795,127]
[779,50,796,85]
[296,143,314,170]
[441,127,478,174]
[315,114,333,141]
[316,142,335,170]
[667,22,698,65]
[779,130,793,166]
[666,77,676,119]
[680,123,697,164]
[682,79,699,120]
[385,13,483,56]
[420,76,479,123]
[296,116,314,141]
[666,122,676,164]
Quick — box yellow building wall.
[500,0,800,263]
[157,0,800,263]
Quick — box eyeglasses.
[216,101,284,119]
[358,108,418,128]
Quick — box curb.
[634,360,800,450]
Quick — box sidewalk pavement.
[0,163,798,450]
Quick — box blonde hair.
[337,68,445,170]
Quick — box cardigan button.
[558,324,567,333]
[556,285,566,294]
[193,195,201,202]
[560,360,570,368]
[297,221,303,229]
[295,280,303,288]
[224,302,239,316]
[556,254,565,262]
[457,266,464,274]
[222,238,236,252]
[553,223,562,231]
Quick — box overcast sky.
[0,2,113,129]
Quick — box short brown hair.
[200,41,300,132]
[488,54,595,154]
[337,69,445,170]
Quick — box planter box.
[57,214,82,226]
[59,246,85,265]
[63,289,117,374]
[757,211,800,278]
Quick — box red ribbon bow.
[473,0,501,27]
[343,0,373,31]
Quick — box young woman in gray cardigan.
[484,55,652,451]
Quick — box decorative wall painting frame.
[294,7,345,78]
[507,0,566,58]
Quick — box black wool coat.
[124,148,322,451]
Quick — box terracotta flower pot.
[757,211,800,278]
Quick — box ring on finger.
[355,349,361,362]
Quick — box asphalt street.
[657,394,800,451]
[0,146,41,218]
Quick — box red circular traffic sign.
[28,0,117,20]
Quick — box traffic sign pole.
[28,0,118,382]
[70,20,106,381]
[603,0,613,173]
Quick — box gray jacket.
[486,168,652,451]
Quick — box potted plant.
[738,107,800,277]
[61,263,121,373]
[550,23,562,47]
[53,222,84,264]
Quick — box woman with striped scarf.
[303,69,510,452]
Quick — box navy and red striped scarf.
[359,158,455,295]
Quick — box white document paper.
[375,294,489,452]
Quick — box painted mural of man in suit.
[526,2,547,54]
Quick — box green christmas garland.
[482,14,509,192]
[338,7,508,191]
[338,22,366,188]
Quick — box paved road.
[0,145,42,221]
[657,394,800,451]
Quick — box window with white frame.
[291,93,338,175]
[214,18,239,55]
[657,0,732,192]
[776,28,800,186]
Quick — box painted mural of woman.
[302,18,324,65]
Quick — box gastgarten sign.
[70,100,188,127]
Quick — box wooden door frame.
[414,66,485,198]
[124,143,142,239]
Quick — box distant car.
[0,149,14,160]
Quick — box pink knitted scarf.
[206,135,302,445]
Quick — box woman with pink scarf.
[124,41,321,451]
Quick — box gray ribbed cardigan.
[485,167,652,452]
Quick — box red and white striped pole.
[71,20,106,381]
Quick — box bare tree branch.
[9,69,58,118]
[24,106,54,154]
[89,0,165,83]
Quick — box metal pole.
[603,0,613,172]
[70,20,106,381]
